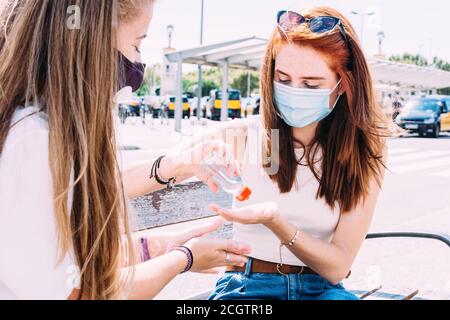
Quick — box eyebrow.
[275,69,326,81]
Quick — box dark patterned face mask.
[118,52,146,92]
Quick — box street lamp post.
[377,31,385,56]
[166,25,174,49]
[247,72,251,98]
[196,0,205,121]
[166,25,182,132]
[351,10,375,48]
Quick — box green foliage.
[200,79,220,96]
[231,72,260,97]
[183,79,194,93]
[182,67,260,97]
[389,53,429,67]
[433,57,450,71]
[433,58,450,95]
[136,64,161,96]
[183,78,219,96]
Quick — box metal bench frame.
[186,231,450,300]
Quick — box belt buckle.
[276,263,287,276]
[277,264,304,275]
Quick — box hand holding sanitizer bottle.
[201,153,252,202]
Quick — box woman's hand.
[208,202,281,227]
[175,217,251,273]
[183,237,251,273]
[171,139,240,193]
[143,217,225,258]
[170,217,225,245]
[124,223,251,300]
[143,217,252,273]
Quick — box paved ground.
[118,117,450,300]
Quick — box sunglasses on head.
[277,10,353,69]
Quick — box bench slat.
[402,290,420,300]
[359,286,383,300]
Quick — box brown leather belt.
[226,258,319,275]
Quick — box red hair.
[261,6,391,213]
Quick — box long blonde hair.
[0,0,151,299]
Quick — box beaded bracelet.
[139,237,151,262]
[278,229,301,270]
[284,229,301,247]
[170,246,194,274]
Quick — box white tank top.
[233,116,340,266]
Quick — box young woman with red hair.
[207,6,390,300]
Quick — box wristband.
[139,237,151,262]
[170,246,194,273]
[149,156,177,189]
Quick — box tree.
[183,79,195,93]
[182,66,260,97]
[231,72,260,97]
[389,53,429,67]
[136,77,150,96]
[190,79,220,97]
[431,58,450,95]
[433,57,450,71]
[136,64,161,96]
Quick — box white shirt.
[233,116,341,266]
[0,107,77,300]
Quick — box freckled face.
[274,43,343,107]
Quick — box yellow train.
[168,95,190,119]
[209,89,242,121]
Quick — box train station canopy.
[165,36,450,130]
[165,36,267,71]
[368,58,450,89]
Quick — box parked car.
[396,96,450,138]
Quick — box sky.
[141,0,450,68]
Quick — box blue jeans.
[209,258,359,300]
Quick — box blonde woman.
[0,0,250,300]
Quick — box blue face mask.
[273,80,342,128]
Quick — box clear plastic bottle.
[201,154,252,202]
